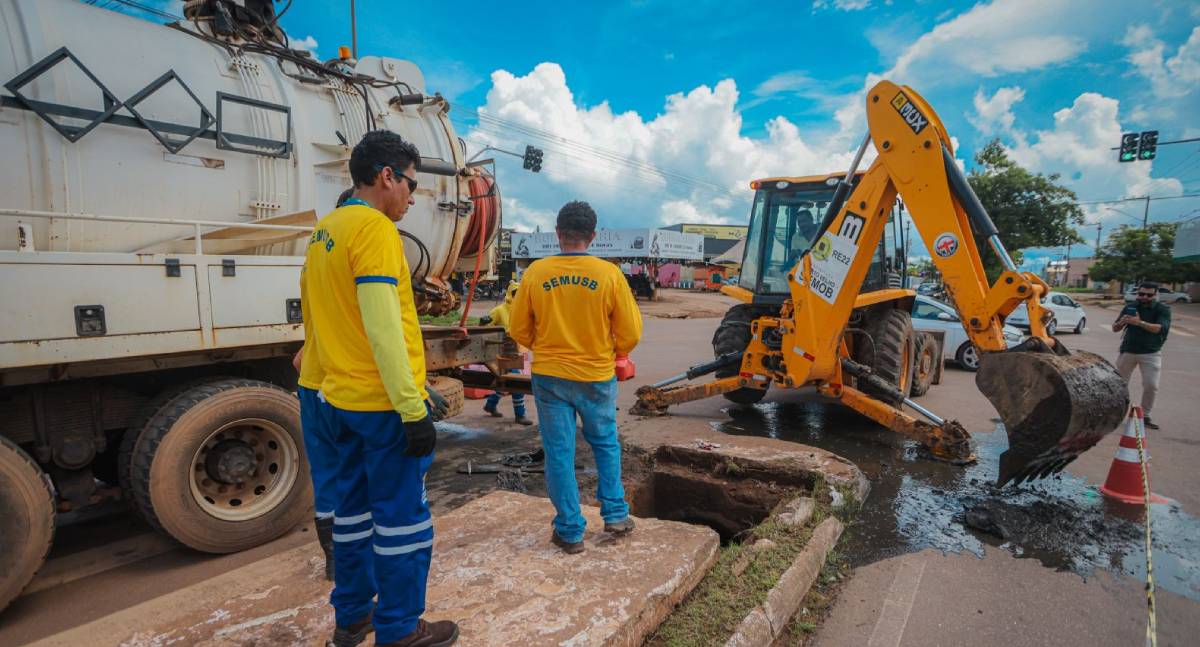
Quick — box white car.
[1124,285,1191,303]
[1006,291,1087,335]
[911,295,1024,371]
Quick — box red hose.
[458,175,496,326]
[461,174,500,257]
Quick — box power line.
[459,108,736,195]
[456,117,744,201]
[459,119,745,203]
[1075,192,1200,206]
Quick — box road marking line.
[23,532,175,596]
[866,555,927,647]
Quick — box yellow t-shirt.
[302,204,427,411]
[297,265,324,390]
[508,253,643,382]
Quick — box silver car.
[911,296,1024,371]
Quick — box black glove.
[426,386,450,422]
[404,415,437,457]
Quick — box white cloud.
[288,34,319,55]
[888,0,1087,81]
[813,0,874,11]
[1004,92,1184,227]
[1122,25,1200,100]
[968,86,1025,137]
[501,196,556,232]
[829,0,1105,148]
[469,63,862,230]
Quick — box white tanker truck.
[0,0,515,609]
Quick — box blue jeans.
[297,387,339,520]
[327,407,434,642]
[531,374,629,543]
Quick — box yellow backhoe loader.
[633,80,1130,486]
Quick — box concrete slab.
[32,491,719,647]
[622,415,870,504]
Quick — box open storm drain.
[627,445,820,541]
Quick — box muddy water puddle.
[712,399,1200,600]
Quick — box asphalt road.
[3,294,1197,646]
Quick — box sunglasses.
[375,164,418,192]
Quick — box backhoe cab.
[634,80,1130,486]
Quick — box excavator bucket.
[976,338,1129,487]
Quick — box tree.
[1089,222,1200,285]
[966,140,1085,280]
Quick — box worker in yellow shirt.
[508,201,643,554]
[294,187,449,585]
[302,131,458,647]
[481,283,533,425]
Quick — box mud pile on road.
[714,400,1200,600]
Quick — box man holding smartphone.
[1112,281,1172,429]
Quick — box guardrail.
[1,208,314,255]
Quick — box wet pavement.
[712,395,1200,601]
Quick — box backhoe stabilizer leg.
[835,384,976,463]
[976,338,1129,486]
[631,376,754,417]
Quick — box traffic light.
[1138,130,1158,160]
[522,145,543,173]
[1119,133,1139,163]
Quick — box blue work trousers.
[531,374,629,543]
[484,369,526,417]
[328,406,434,643]
[297,386,339,520]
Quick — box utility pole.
[904,219,912,263]
[1094,222,1102,256]
[1143,195,1150,229]
[350,0,357,59]
[1064,242,1072,288]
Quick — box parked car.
[1124,285,1191,303]
[916,282,940,296]
[911,295,1024,371]
[1006,291,1087,335]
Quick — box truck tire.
[129,379,311,553]
[0,436,55,612]
[909,333,937,398]
[427,375,465,419]
[859,308,915,405]
[712,304,772,405]
[118,378,221,507]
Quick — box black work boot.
[604,517,636,535]
[377,619,460,647]
[551,531,585,555]
[315,516,335,581]
[1144,417,1160,430]
[326,612,373,647]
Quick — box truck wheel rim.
[188,418,299,522]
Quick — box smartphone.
[1120,304,1138,318]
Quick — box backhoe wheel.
[909,333,937,398]
[859,308,915,405]
[713,304,773,405]
[129,378,311,554]
[0,436,55,612]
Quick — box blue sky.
[124,0,1200,272]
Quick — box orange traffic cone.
[1099,407,1168,504]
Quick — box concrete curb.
[723,516,845,647]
